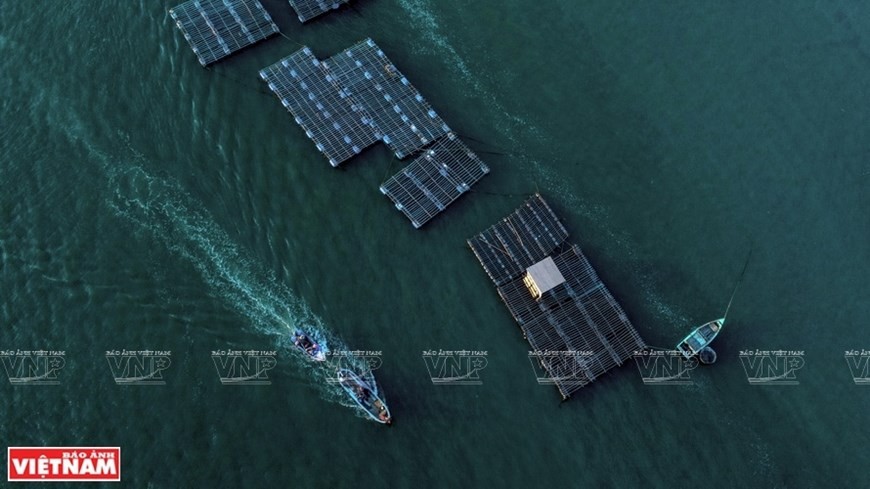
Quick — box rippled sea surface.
[1,1,868,486]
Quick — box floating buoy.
[699,346,717,365]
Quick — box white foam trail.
[107,165,303,332]
[56,110,382,418]
[51,111,308,336]
[396,0,576,202]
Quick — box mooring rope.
[468,189,534,198]
[723,245,754,321]
[277,29,306,49]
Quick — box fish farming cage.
[288,0,350,23]
[259,47,381,166]
[379,133,490,228]
[468,195,646,398]
[324,39,452,159]
[259,39,451,165]
[467,194,568,287]
[259,39,490,227]
[170,0,278,66]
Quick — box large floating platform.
[170,0,278,66]
[260,39,488,227]
[380,133,489,228]
[259,47,380,166]
[260,39,451,165]
[288,0,350,23]
[326,39,451,159]
[468,194,568,286]
[468,194,646,398]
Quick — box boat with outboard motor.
[293,330,327,362]
[337,368,391,425]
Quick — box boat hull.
[676,318,724,359]
[337,368,391,425]
[293,331,327,362]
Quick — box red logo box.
[8,447,121,482]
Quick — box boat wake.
[104,161,305,335]
[56,113,382,416]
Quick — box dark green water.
[1,0,868,487]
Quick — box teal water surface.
[1,1,868,487]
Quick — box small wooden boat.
[675,248,752,362]
[293,330,326,362]
[676,318,724,359]
[337,368,392,425]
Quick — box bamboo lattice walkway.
[467,194,568,286]
[170,0,278,66]
[379,133,489,228]
[468,195,646,398]
[288,0,350,22]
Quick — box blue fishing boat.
[337,368,392,425]
[293,330,327,362]
[676,248,753,362]
[676,318,723,360]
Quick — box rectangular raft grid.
[170,0,278,66]
[259,39,487,226]
[326,39,452,159]
[379,134,490,228]
[260,39,451,165]
[468,195,646,398]
[259,48,380,166]
[288,0,349,23]
[467,194,568,286]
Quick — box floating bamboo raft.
[169,0,278,66]
[288,0,350,23]
[380,134,489,228]
[260,39,489,227]
[468,194,646,398]
[260,39,450,165]
[259,47,380,165]
[468,195,568,286]
[325,39,451,159]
